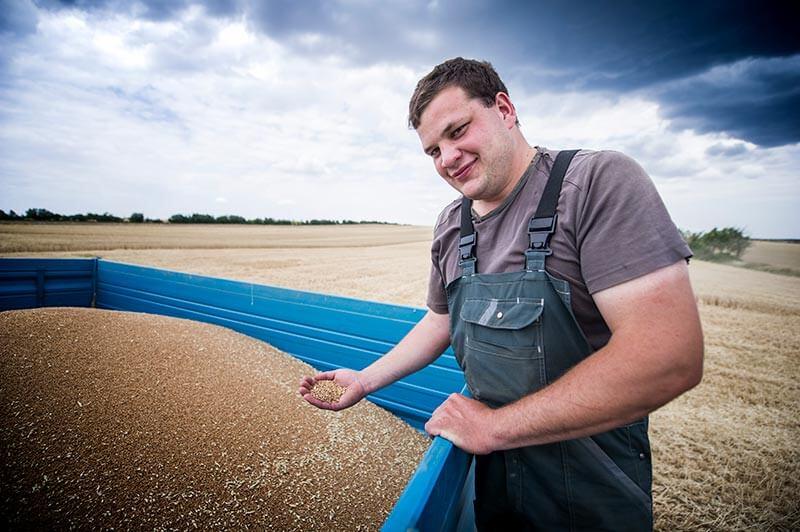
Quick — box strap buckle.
[459,233,477,260]
[458,233,477,275]
[528,215,557,255]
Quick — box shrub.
[681,227,751,261]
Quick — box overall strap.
[458,197,477,275]
[525,149,580,271]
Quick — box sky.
[0,0,798,238]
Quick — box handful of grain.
[311,380,346,403]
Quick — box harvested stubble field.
[740,240,800,274]
[2,222,799,530]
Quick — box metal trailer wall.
[0,258,475,531]
[0,258,95,309]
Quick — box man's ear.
[494,92,517,129]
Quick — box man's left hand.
[424,393,497,455]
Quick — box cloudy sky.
[1,0,798,238]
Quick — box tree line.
[0,208,394,226]
[0,209,752,259]
[681,227,751,261]
[1,208,131,223]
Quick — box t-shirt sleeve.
[426,233,449,314]
[574,151,692,294]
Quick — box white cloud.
[0,7,451,223]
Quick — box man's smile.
[451,159,477,181]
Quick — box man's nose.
[441,144,461,169]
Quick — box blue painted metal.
[0,257,475,531]
[383,386,476,532]
[0,258,95,310]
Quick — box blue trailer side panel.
[382,391,476,532]
[0,258,95,310]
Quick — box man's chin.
[460,186,486,201]
[450,179,483,200]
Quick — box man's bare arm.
[425,259,704,453]
[299,309,451,410]
[360,308,451,393]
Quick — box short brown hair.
[408,57,512,129]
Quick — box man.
[299,58,703,530]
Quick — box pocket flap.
[460,298,543,330]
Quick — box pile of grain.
[0,307,429,530]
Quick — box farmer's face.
[417,85,516,203]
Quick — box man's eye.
[453,124,467,137]
[430,148,440,158]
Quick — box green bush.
[681,227,751,261]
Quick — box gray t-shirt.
[427,147,692,351]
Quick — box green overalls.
[446,151,653,531]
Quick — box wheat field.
[2,223,798,530]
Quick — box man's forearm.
[493,327,702,449]
[359,309,451,394]
[491,261,703,450]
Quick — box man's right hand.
[298,310,451,413]
[298,368,367,411]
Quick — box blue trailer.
[0,257,475,531]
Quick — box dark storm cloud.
[24,0,800,72]
[0,0,38,77]
[33,0,455,62]
[461,1,800,147]
[656,55,800,148]
[12,0,800,146]
[494,1,800,88]
[36,0,242,20]
[245,0,448,63]
[0,0,39,37]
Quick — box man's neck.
[473,145,537,217]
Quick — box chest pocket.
[460,297,544,349]
[458,297,546,406]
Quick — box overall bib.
[446,151,653,531]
